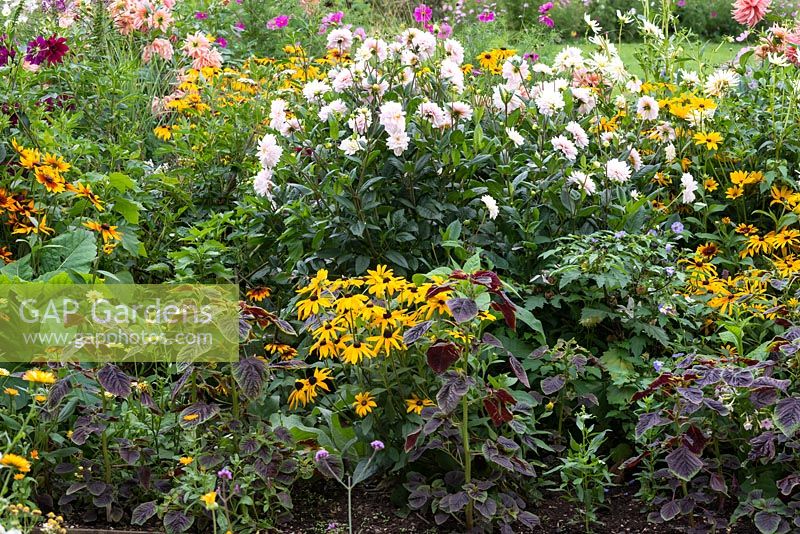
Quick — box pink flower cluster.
[108,0,175,36]
[754,23,800,65]
[108,0,177,63]
[538,2,554,28]
[182,32,223,69]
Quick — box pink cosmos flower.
[477,10,495,22]
[538,2,553,13]
[216,37,228,48]
[195,11,208,20]
[414,3,433,23]
[267,15,290,30]
[437,22,453,39]
[732,0,770,26]
[539,14,555,27]
[234,21,245,31]
[319,11,344,33]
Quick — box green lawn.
[456,23,743,78]
[538,41,744,77]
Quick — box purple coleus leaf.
[178,402,219,428]
[748,432,777,461]
[97,364,131,398]
[774,397,800,437]
[403,320,432,346]
[666,446,703,481]
[508,354,530,388]
[163,511,193,534]
[540,375,565,395]
[131,501,157,525]
[777,474,800,496]
[233,357,268,400]
[635,411,670,438]
[436,372,474,413]
[47,377,71,410]
[446,297,478,324]
[660,499,681,521]
[754,511,782,534]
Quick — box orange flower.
[83,221,122,242]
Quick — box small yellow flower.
[4,387,19,396]
[200,491,218,509]
[405,394,434,415]
[352,391,377,417]
[154,126,172,141]
[1,453,32,473]
[693,131,723,150]
[13,473,25,480]
[34,395,47,403]
[179,456,194,465]
[183,413,200,421]
[22,369,57,384]
[545,401,555,411]
[725,185,744,200]
[0,367,9,376]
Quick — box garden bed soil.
[283,481,757,534]
[52,483,757,534]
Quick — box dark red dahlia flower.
[0,35,15,67]
[25,34,69,66]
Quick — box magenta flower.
[217,467,233,479]
[523,51,540,62]
[25,35,68,66]
[477,10,495,22]
[194,11,208,19]
[326,11,344,24]
[370,440,385,451]
[319,11,344,33]
[677,0,686,6]
[234,21,245,31]
[216,37,228,48]
[354,27,367,40]
[538,2,554,13]
[414,3,433,23]
[0,35,15,67]
[437,22,453,39]
[267,15,290,30]
[538,14,555,27]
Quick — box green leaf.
[352,457,380,485]
[121,230,145,258]
[107,172,137,192]
[113,197,141,224]
[384,250,409,269]
[39,230,97,276]
[0,255,33,281]
[600,348,635,385]
[515,307,545,342]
